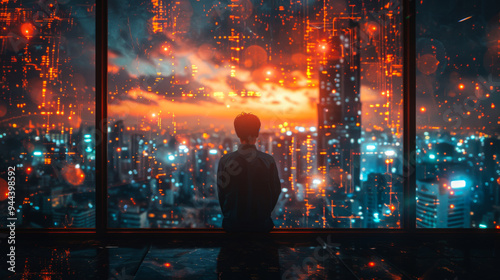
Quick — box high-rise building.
[317,19,361,194]
[120,206,149,228]
[417,177,471,228]
[109,120,126,183]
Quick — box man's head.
[234,112,261,144]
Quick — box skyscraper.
[417,178,471,228]
[317,19,361,194]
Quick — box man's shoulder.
[219,150,238,164]
[257,151,276,163]
[219,149,275,165]
[254,151,277,170]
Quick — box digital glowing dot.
[450,204,455,209]
[369,262,375,267]
[372,26,377,31]
[163,47,168,51]
[164,263,171,267]
[266,70,272,75]
[420,107,426,112]
[458,84,464,90]
[21,23,34,37]
[152,113,155,117]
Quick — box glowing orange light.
[420,107,426,113]
[492,103,495,109]
[372,26,377,31]
[117,148,121,152]
[21,23,34,37]
[450,204,455,209]
[163,47,168,51]
[0,178,10,201]
[458,84,465,90]
[390,205,395,211]
[496,225,500,229]
[266,70,272,75]
[369,262,375,267]
[164,263,171,267]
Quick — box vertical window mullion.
[96,0,109,235]
[403,0,417,232]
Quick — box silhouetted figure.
[217,112,281,232]
[217,236,280,280]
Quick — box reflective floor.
[1,233,499,279]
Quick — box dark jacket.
[217,144,281,232]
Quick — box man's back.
[217,144,281,232]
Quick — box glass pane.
[416,1,500,228]
[0,0,96,228]
[108,0,403,228]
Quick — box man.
[217,112,281,232]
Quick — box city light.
[384,150,395,156]
[366,144,376,151]
[450,180,466,189]
[21,22,34,37]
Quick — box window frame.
[10,0,500,235]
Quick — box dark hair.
[234,112,261,141]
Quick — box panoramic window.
[416,1,500,228]
[107,0,403,229]
[0,0,96,228]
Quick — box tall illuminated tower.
[317,19,361,194]
[416,178,471,228]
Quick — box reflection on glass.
[107,0,403,228]
[0,1,96,228]
[416,1,500,228]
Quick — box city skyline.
[1,0,498,230]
